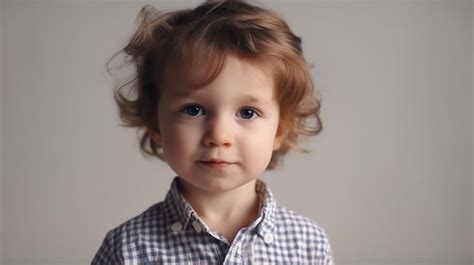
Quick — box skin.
[150,55,284,243]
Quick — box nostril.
[202,129,233,147]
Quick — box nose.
[202,115,234,148]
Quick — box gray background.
[0,0,472,264]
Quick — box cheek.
[160,123,201,159]
[240,124,279,168]
[242,138,275,174]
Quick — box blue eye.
[238,108,258,120]
[180,105,204,116]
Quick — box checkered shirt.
[92,176,335,264]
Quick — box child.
[93,0,334,264]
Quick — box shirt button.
[263,233,274,244]
[170,222,182,232]
[192,221,202,233]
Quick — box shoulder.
[111,201,167,238]
[273,203,335,264]
[92,201,167,264]
[275,203,328,237]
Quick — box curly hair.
[106,0,322,170]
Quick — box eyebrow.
[169,93,269,105]
[239,94,267,104]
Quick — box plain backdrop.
[0,0,472,264]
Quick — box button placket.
[242,243,253,260]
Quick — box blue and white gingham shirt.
[92,176,335,264]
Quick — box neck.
[178,178,260,223]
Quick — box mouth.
[197,160,233,169]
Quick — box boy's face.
[152,55,284,193]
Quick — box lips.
[198,159,233,169]
[200,159,229,163]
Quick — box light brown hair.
[106,0,322,170]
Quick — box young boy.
[93,1,334,264]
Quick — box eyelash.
[179,104,261,120]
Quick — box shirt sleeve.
[324,239,335,265]
[91,229,124,265]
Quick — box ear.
[148,129,162,145]
[273,123,286,151]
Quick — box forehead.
[162,55,276,101]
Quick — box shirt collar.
[162,176,276,240]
